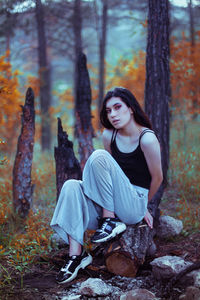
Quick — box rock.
[179,286,200,300]
[183,270,200,288]
[120,288,158,300]
[61,295,81,300]
[192,270,200,288]
[146,240,157,257]
[151,255,192,280]
[79,278,113,297]
[156,215,183,238]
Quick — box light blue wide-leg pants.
[50,150,148,245]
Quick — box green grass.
[165,118,200,230]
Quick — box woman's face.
[105,97,133,129]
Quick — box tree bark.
[98,0,108,125]
[54,118,82,201]
[5,11,11,62]
[73,0,82,59]
[73,0,94,169]
[73,0,82,105]
[145,0,171,221]
[93,221,156,277]
[188,0,195,48]
[75,52,94,170]
[35,0,51,151]
[12,87,35,218]
[188,0,198,119]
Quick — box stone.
[183,270,200,288]
[179,286,200,300]
[156,215,183,238]
[192,270,200,288]
[120,288,158,300]
[151,255,192,280]
[146,240,157,257]
[79,278,113,297]
[61,295,81,300]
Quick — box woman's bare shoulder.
[102,129,113,140]
[102,129,113,152]
[140,130,160,150]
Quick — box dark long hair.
[100,87,152,129]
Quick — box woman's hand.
[144,209,153,229]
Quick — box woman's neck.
[118,120,142,137]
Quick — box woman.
[51,87,163,284]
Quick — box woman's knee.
[61,179,82,194]
[88,149,111,166]
[59,179,85,209]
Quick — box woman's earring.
[129,107,133,114]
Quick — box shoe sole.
[58,254,93,284]
[92,223,127,243]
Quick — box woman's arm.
[140,132,163,227]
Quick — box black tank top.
[110,129,154,189]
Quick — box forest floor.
[0,189,200,300]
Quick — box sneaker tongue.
[71,255,77,259]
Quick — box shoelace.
[96,220,110,233]
[61,257,76,272]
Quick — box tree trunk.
[188,0,195,48]
[98,0,108,125]
[73,0,82,60]
[73,0,82,107]
[12,87,35,218]
[5,10,11,62]
[35,0,51,151]
[54,118,82,201]
[145,0,171,221]
[73,0,94,169]
[75,52,94,170]
[188,0,198,119]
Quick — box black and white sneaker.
[56,250,92,284]
[91,217,126,243]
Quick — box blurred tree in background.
[35,0,52,151]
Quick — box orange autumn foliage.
[106,50,146,108]
[0,51,23,153]
[26,75,40,98]
[89,52,146,132]
[105,34,200,120]
[51,88,74,137]
[170,32,200,117]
